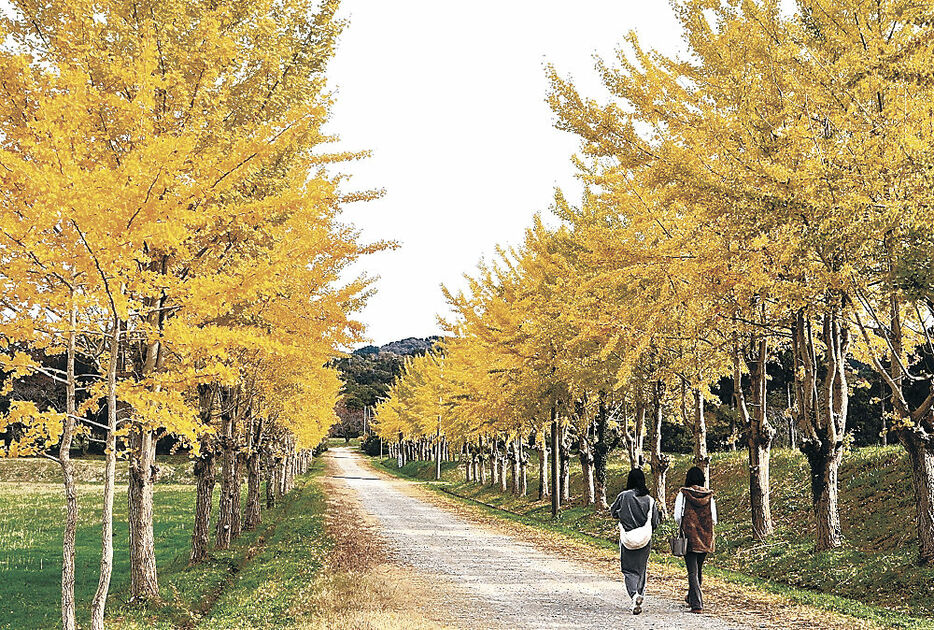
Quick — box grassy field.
[376,445,934,627]
[326,437,360,449]
[0,480,199,630]
[0,455,194,485]
[1,456,331,629]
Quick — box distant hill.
[352,336,442,358]
[331,336,443,439]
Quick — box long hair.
[684,466,707,488]
[626,468,650,497]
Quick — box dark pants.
[620,541,651,598]
[685,551,707,610]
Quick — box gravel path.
[328,448,748,630]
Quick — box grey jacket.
[611,489,662,532]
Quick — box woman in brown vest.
[674,466,717,613]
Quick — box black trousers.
[619,541,651,598]
[685,551,707,610]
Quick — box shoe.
[632,594,644,615]
[689,608,704,614]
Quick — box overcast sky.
[326,1,685,348]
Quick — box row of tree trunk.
[386,315,934,567]
[191,428,312,563]
[388,436,451,467]
[413,385,721,532]
[60,320,320,630]
[458,436,530,497]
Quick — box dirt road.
[327,448,746,629]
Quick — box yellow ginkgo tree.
[1,1,380,627]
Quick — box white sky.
[327,1,685,348]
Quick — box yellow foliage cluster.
[377,0,934,469]
[0,0,378,460]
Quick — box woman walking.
[675,466,717,613]
[610,469,661,615]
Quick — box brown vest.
[681,486,715,553]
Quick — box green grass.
[375,445,934,629]
[189,467,330,629]
[0,455,194,484]
[0,459,329,629]
[326,437,360,448]
[0,481,198,630]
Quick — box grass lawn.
[0,458,330,629]
[326,437,360,449]
[0,481,197,630]
[375,445,934,628]
[186,470,330,630]
[0,455,194,485]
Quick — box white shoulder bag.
[619,496,654,551]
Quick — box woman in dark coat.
[674,466,717,613]
[610,468,661,615]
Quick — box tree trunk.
[128,428,159,602]
[592,393,613,510]
[127,286,169,605]
[286,452,292,490]
[435,431,442,481]
[190,445,216,563]
[873,295,934,564]
[265,452,276,509]
[804,439,843,549]
[624,399,646,469]
[215,390,236,550]
[579,435,595,506]
[244,451,262,530]
[735,335,774,540]
[90,321,120,630]
[690,389,710,483]
[229,452,243,541]
[538,432,550,501]
[793,308,849,550]
[59,299,78,630]
[500,448,508,492]
[748,340,775,540]
[492,443,500,486]
[551,408,560,516]
[59,450,78,630]
[512,439,521,496]
[519,440,528,498]
[243,414,262,531]
[560,426,571,503]
[190,385,216,563]
[787,383,797,450]
[748,433,774,541]
[900,431,934,564]
[649,381,669,520]
[276,456,285,497]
